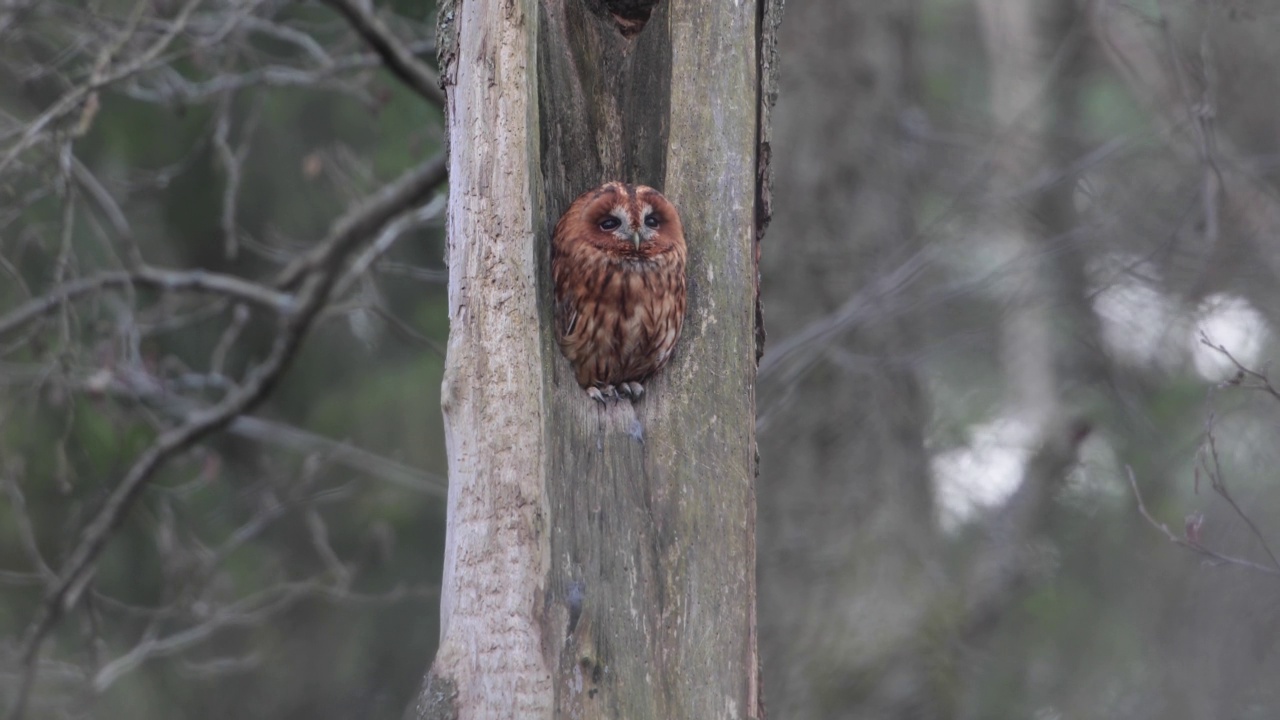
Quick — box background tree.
[758,3,944,718]
[760,0,1280,718]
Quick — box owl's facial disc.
[637,203,660,246]
[603,207,636,247]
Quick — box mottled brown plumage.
[552,182,687,402]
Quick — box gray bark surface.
[414,1,773,718]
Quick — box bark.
[411,1,774,718]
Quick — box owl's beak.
[630,230,641,249]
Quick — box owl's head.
[561,181,685,259]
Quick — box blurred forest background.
[3,0,1280,719]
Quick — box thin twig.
[0,0,205,174]
[0,267,294,340]
[275,152,447,289]
[0,477,58,585]
[118,41,435,105]
[209,304,251,378]
[5,155,448,720]
[335,192,446,297]
[1199,408,1280,572]
[1199,333,1280,402]
[212,92,249,260]
[1126,465,1280,577]
[318,0,445,107]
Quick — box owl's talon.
[619,382,644,399]
[587,385,620,403]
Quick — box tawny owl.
[552,182,687,403]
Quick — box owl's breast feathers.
[552,241,686,390]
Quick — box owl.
[552,182,687,403]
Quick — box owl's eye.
[644,214,660,229]
[598,217,622,231]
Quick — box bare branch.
[0,476,57,585]
[1198,410,1280,572]
[0,268,294,341]
[70,158,140,265]
[237,15,336,67]
[212,94,251,260]
[209,304,251,378]
[0,0,206,174]
[336,192,447,296]
[90,576,436,691]
[318,0,445,107]
[275,152,447,289]
[1126,465,1280,577]
[306,509,351,586]
[228,414,446,494]
[5,155,448,720]
[0,362,449,494]
[759,247,931,380]
[116,41,436,105]
[1199,333,1280,402]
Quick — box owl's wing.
[556,294,579,339]
[550,252,580,341]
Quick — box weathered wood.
[415,0,770,718]
[537,1,762,717]
[419,0,552,718]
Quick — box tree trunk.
[977,0,1061,428]
[409,1,777,718]
[975,0,1101,430]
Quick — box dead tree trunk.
[409,1,779,718]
